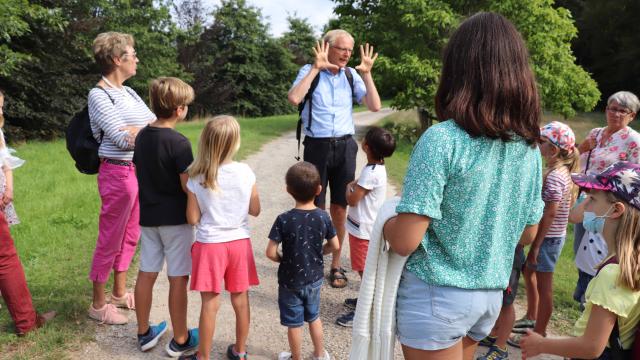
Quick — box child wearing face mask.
[520,161,640,359]
[570,194,610,310]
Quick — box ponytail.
[545,146,581,202]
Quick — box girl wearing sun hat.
[509,121,580,349]
[521,161,640,359]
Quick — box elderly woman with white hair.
[567,91,640,312]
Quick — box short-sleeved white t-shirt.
[575,230,608,276]
[186,162,256,243]
[346,164,387,239]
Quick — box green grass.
[377,109,639,333]
[0,114,296,359]
[352,98,393,113]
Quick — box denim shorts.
[528,236,565,272]
[396,270,502,351]
[278,278,323,327]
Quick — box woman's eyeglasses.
[606,107,633,116]
[121,51,138,60]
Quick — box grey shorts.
[396,270,502,351]
[140,225,194,276]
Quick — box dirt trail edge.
[70,109,559,360]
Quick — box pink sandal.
[88,303,128,325]
[110,292,136,310]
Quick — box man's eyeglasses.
[331,45,353,54]
[606,107,633,116]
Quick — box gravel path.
[70,109,560,360]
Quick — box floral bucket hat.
[540,121,576,152]
[572,161,640,210]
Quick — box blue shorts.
[528,236,565,272]
[278,278,323,328]
[396,270,502,351]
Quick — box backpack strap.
[608,319,627,358]
[296,73,321,161]
[344,67,356,103]
[93,86,114,143]
[295,67,356,160]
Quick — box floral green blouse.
[397,120,544,289]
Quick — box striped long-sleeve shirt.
[88,86,155,161]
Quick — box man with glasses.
[287,29,381,289]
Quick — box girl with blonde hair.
[184,116,261,360]
[521,161,640,359]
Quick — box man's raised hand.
[355,43,378,74]
[313,41,339,72]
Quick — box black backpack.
[65,87,111,174]
[295,67,355,160]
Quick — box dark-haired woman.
[383,12,544,359]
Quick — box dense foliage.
[0,0,303,140]
[0,0,186,140]
[331,0,601,128]
[556,0,640,106]
[0,0,631,140]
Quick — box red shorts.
[349,234,369,272]
[190,238,259,293]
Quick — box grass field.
[378,109,639,333]
[0,114,296,359]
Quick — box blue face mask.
[583,206,614,234]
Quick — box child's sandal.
[329,268,348,288]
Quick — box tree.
[557,0,640,104]
[173,0,209,30]
[0,0,188,140]
[189,0,296,117]
[0,0,64,77]
[174,0,208,77]
[280,15,316,66]
[331,0,600,130]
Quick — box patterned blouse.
[580,126,640,174]
[396,120,544,289]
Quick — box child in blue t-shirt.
[266,162,339,360]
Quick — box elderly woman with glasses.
[569,91,640,312]
[577,91,640,170]
[86,32,155,325]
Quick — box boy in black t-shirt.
[132,77,199,356]
[266,162,339,360]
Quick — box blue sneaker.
[227,344,248,359]
[476,345,509,360]
[178,353,199,360]
[138,321,168,352]
[166,328,199,357]
[336,310,355,327]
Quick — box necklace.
[101,76,122,89]
[101,76,131,100]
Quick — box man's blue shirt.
[292,64,367,137]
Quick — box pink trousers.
[89,161,140,283]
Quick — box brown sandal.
[329,268,348,288]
